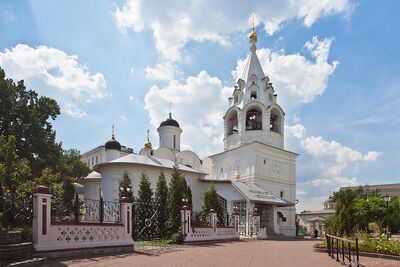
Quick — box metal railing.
[52,195,121,224]
[326,234,359,267]
[191,211,211,227]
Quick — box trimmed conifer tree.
[118,171,133,201]
[203,185,224,224]
[186,185,192,210]
[166,165,186,235]
[154,171,168,237]
[134,171,154,239]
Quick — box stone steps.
[0,231,44,267]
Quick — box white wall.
[99,164,205,211]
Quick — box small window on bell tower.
[250,91,257,99]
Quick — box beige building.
[297,197,335,236]
[343,183,400,198]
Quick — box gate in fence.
[132,200,177,241]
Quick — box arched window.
[277,211,286,224]
[173,135,176,148]
[246,108,262,130]
[227,111,238,135]
[270,108,282,133]
[250,91,257,99]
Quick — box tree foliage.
[0,67,61,176]
[119,171,133,201]
[0,135,31,225]
[326,187,400,235]
[154,171,168,237]
[0,67,89,230]
[166,165,187,235]
[134,171,154,238]
[202,185,224,224]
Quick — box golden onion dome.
[144,129,152,150]
[249,30,257,42]
[144,140,152,150]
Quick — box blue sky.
[1,0,399,211]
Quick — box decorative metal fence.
[132,200,162,241]
[51,195,121,224]
[191,211,211,227]
[218,213,234,227]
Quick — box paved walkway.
[48,240,399,267]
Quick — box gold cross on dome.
[251,14,255,31]
[168,103,173,118]
[146,129,150,141]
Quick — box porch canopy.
[231,181,294,207]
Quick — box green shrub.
[167,230,183,244]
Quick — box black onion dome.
[160,118,180,128]
[105,138,121,150]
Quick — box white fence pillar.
[209,209,218,233]
[120,197,133,242]
[32,186,52,250]
[181,205,192,237]
[232,211,239,235]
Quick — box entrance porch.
[228,181,295,237]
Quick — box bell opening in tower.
[246,108,262,131]
[227,111,239,136]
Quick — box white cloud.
[0,44,107,117]
[144,71,230,156]
[114,0,351,61]
[287,123,382,177]
[144,62,177,81]
[233,37,338,111]
[286,123,382,211]
[306,176,357,187]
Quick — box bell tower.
[223,21,285,151]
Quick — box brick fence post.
[120,197,133,243]
[32,186,51,250]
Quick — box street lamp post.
[120,186,131,192]
[383,194,391,238]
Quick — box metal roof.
[231,181,294,207]
[94,153,203,174]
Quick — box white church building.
[80,27,298,237]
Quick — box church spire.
[240,14,265,82]
[112,124,115,140]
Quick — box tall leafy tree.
[154,171,168,237]
[59,149,90,179]
[118,171,133,201]
[0,135,31,226]
[0,67,62,176]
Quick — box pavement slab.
[47,239,399,267]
